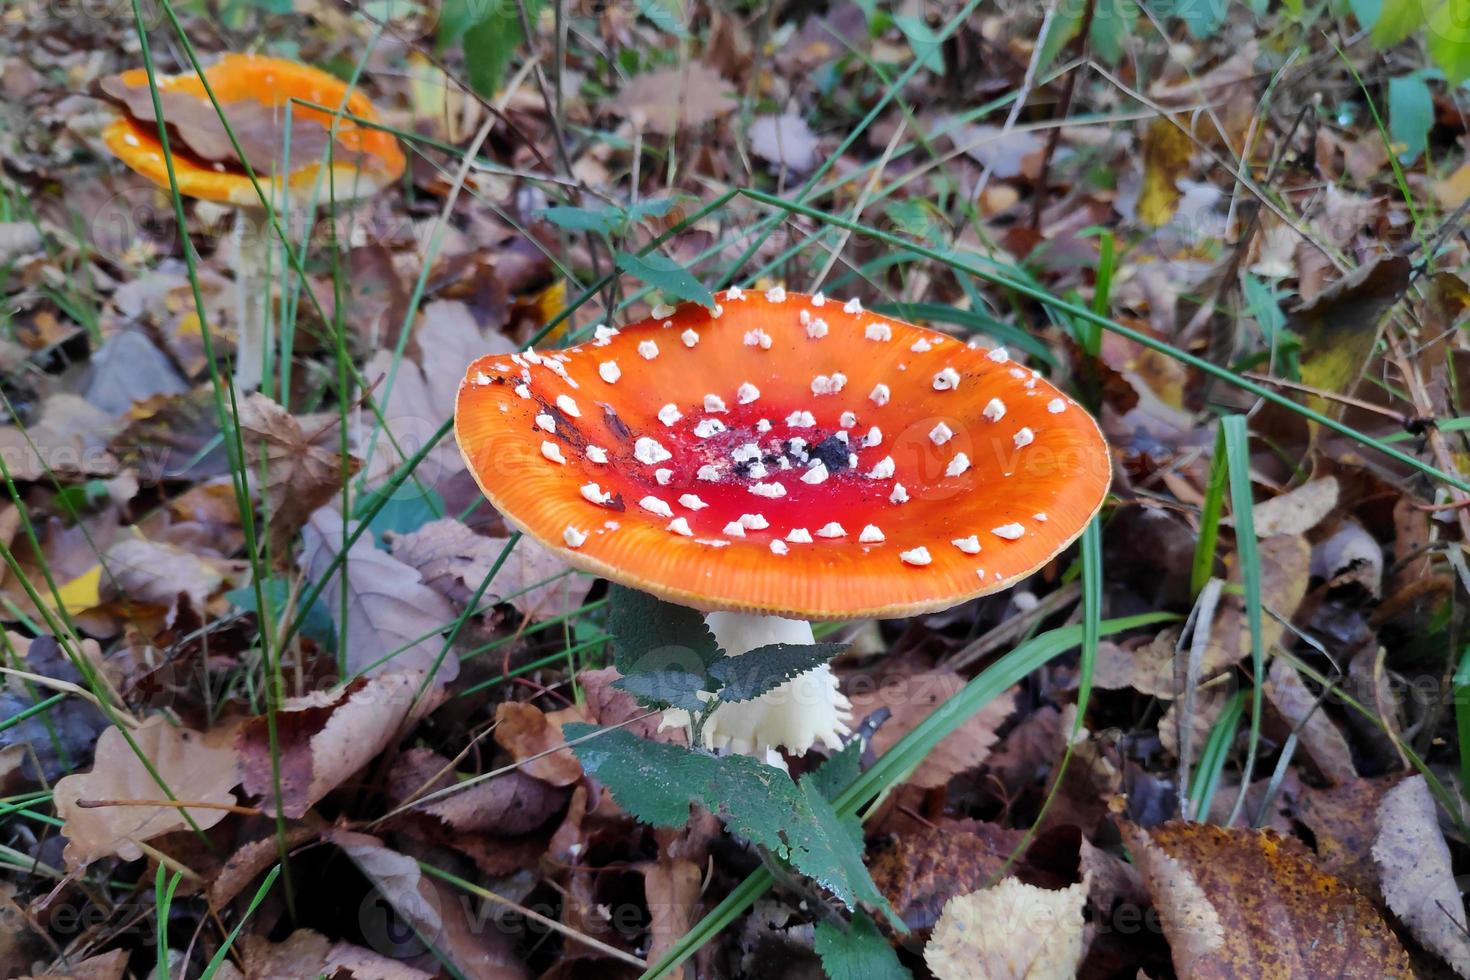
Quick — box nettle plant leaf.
[539,204,625,236]
[606,584,719,671]
[815,912,912,980]
[806,739,863,803]
[708,642,849,703]
[567,724,893,916]
[612,668,708,714]
[615,250,716,308]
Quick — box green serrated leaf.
[460,0,543,97]
[893,15,945,75]
[1174,0,1229,37]
[539,204,625,236]
[566,724,891,913]
[1389,73,1434,162]
[814,912,911,980]
[1036,2,1084,71]
[626,197,682,223]
[613,668,709,713]
[708,642,848,703]
[807,740,863,803]
[606,584,720,676]
[614,250,715,308]
[1429,0,1470,84]
[1090,0,1135,65]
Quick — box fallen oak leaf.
[608,63,737,135]
[1121,821,1413,978]
[237,393,361,561]
[924,875,1088,980]
[236,670,443,819]
[54,715,241,869]
[387,517,594,620]
[845,668,1015,789]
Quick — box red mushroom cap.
[100,54,405,207]
[455,288,1111,620]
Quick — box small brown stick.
[1239,371,1410,423]
[76,798,262,816]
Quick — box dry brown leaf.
[609,63,736,135]
[236,927,434,980]
[1435,161,1470,209]
[30,948,131,980]
[641,858,702,980]
[1262,655,1356,784]
[924,876,1087,980]
[54,715,240,868]
[327,829,530,979]
[101,536,226,610]
[869,822,1025,932]
[0,394,121,481]
[300,506,460,685]
[846,668,1015,788]
[949,122,1044,179]
[388,517,594,619]
[386,746,569,835]
[1121,821,1413,978]
[237,393,361,560]
[1372,775,1470,977]
[493,702,584,787]
[236,670,441,819]
[748,113,820,173]
[355,300,512,492]
[577,666,684,744]
[209,826,319,910]
[1296,777,1393,897]
[1252,476,1339,537]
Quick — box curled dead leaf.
[236,670,442,819]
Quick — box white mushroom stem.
[231,206,272,393]
[661,611,853,767]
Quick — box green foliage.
[605,585,847,709]
[564,723,893,915]
[708,642,848,702]
[1360,0,1470,84]
[539,197,681,238]
[814,912,912,980]
[605,584,719,677]
[354,486,444,547]
[439,0,545,97]
[615,249,716,308]
[1388,73,1434,162]
[228,578,336,651]
[807,739,863,802]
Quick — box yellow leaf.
[1434,162,1470,209]
[54,564,102,615]
[1138,117,1194,227]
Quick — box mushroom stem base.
[662,611,853,764]
[232,208,271,393]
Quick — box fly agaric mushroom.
[100,54,405,390]
[455,289,1109,758]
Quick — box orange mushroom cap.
[101,54,405,207]
[455,288,1111,620]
